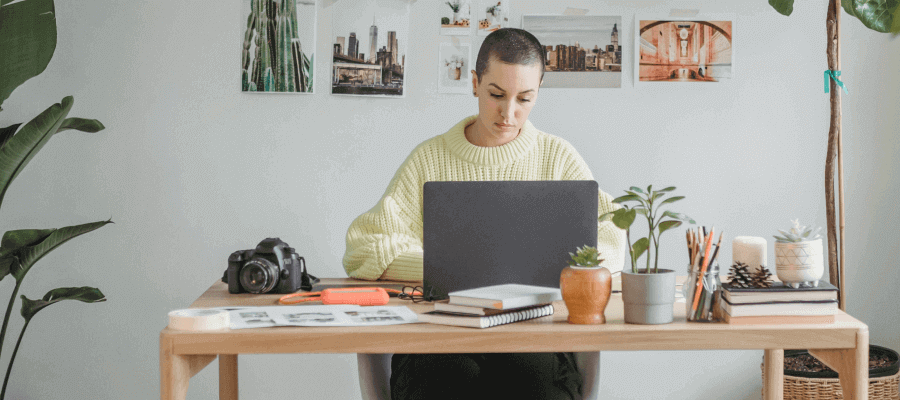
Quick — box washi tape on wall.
[167,309,230,331]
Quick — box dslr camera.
[222,238,316,294]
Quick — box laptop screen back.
[423,180,598,300]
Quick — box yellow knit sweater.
[343,115,627,281]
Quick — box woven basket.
[761,346,900,400]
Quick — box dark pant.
[390,352,583,400]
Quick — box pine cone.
[750,266,774,288]
[727,262,753,288]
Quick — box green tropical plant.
[0,0,110,397]
[768,0,900,33]
[242,0,313,92]
[446,1,461,13]
[600,186,695,274]
[567,246,604,268]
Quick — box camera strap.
[297,257,319,291]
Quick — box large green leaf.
[610,208,637,231]
[0,228,55,260]
[20,287,105,322]
[0,96,73,210]
[632,237,650,262]
[0,124,20,150]
[842,0,859,17]
[769,0,795,15]
[851,0,900,33]
[657,220,683,235]
[9,219,112,282]
[57,118,105,133]
[0,0,58,110]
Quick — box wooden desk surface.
[162,279,867,356]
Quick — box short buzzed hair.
[475,28,545,82]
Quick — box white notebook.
[418,304,555,329]
[448,284,561,310]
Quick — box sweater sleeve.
[558,142,627,274]
[342,149,426,282]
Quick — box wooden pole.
[825,0,845,310]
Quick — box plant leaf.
[850,0,900,33]
[634,208,649,217]
[629,186,644,194]
[20,287,106,322]
[656,186,676,193]
[0,124,22,150]
[659,196,685,206]
[0,228,55,260]
[646,185,653,193]
[0,97,74,210]
[57,118,105,134]
[610,208,637,230]
[0,0,57,110]
[769,0,795,16]
[612,194,641,204]
[10,219,112,282]
[632,237,650,262]
[842,0,859,17]
[663,210,695,224]
[657,220,683,235]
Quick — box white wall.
[0,0,897,399]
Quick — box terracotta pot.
[448,67,461,80]
[560,266,612,324]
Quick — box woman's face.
[472,59,542,140]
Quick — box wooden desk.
[160,280,869,400]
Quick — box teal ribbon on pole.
[824,70,849,94]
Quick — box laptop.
[423,180,598,301]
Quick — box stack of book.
[720,281,839,324]
[418,284,561,328]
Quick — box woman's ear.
[471,71,478,96]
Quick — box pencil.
[708,232,724,267]
[691,227,715,314]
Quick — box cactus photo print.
[331,0,411,97]
[241,0,317,93]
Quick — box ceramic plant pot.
[560,266,612,324]
[775,238,824,288]
[621,269,676,325]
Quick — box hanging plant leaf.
[0,0,58,110]
[20,287,106,322]
[9,220,112,282]
[57,118,105,134]
[769,0,795,16]
[850,0,900,33]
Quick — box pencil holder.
[683,263,722,322]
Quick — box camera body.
[223,238,308,294]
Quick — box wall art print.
[437,42,472,94]
[522,15,622,88]
[636,19,733,82]
[477,0,511,36]
[440,0,472,36]
[241,0,317,93]
[331,0,410,97]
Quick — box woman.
[343,28,625,400]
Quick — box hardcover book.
[447,284,561,310]
[720,298,838,317]
[722,281,838,304]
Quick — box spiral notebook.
[417,304,555,329]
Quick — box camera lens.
[239,258,279,294]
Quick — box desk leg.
[160,334,216,400]
[763,349,784,400]
[219,354,238,400]
[809,328,869,400]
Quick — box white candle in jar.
[732,236,768,273]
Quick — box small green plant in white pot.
[773,219,824,288]
[601,186,694,324]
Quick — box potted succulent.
[773,219,824,288]
[559,246,612,324]
[445,1,461,24]
[600,186,694,324]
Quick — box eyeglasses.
[397,286,426,303]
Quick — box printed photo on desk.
[635,18,733,83]
[440,0,472,35]
[522,15,623,88]
[331,0,410,97]
[241,0,317,93]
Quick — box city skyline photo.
[523,15,623,88]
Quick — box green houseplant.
[600,186,694,324]
[0,0,111,397]
[559,246,612,324]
